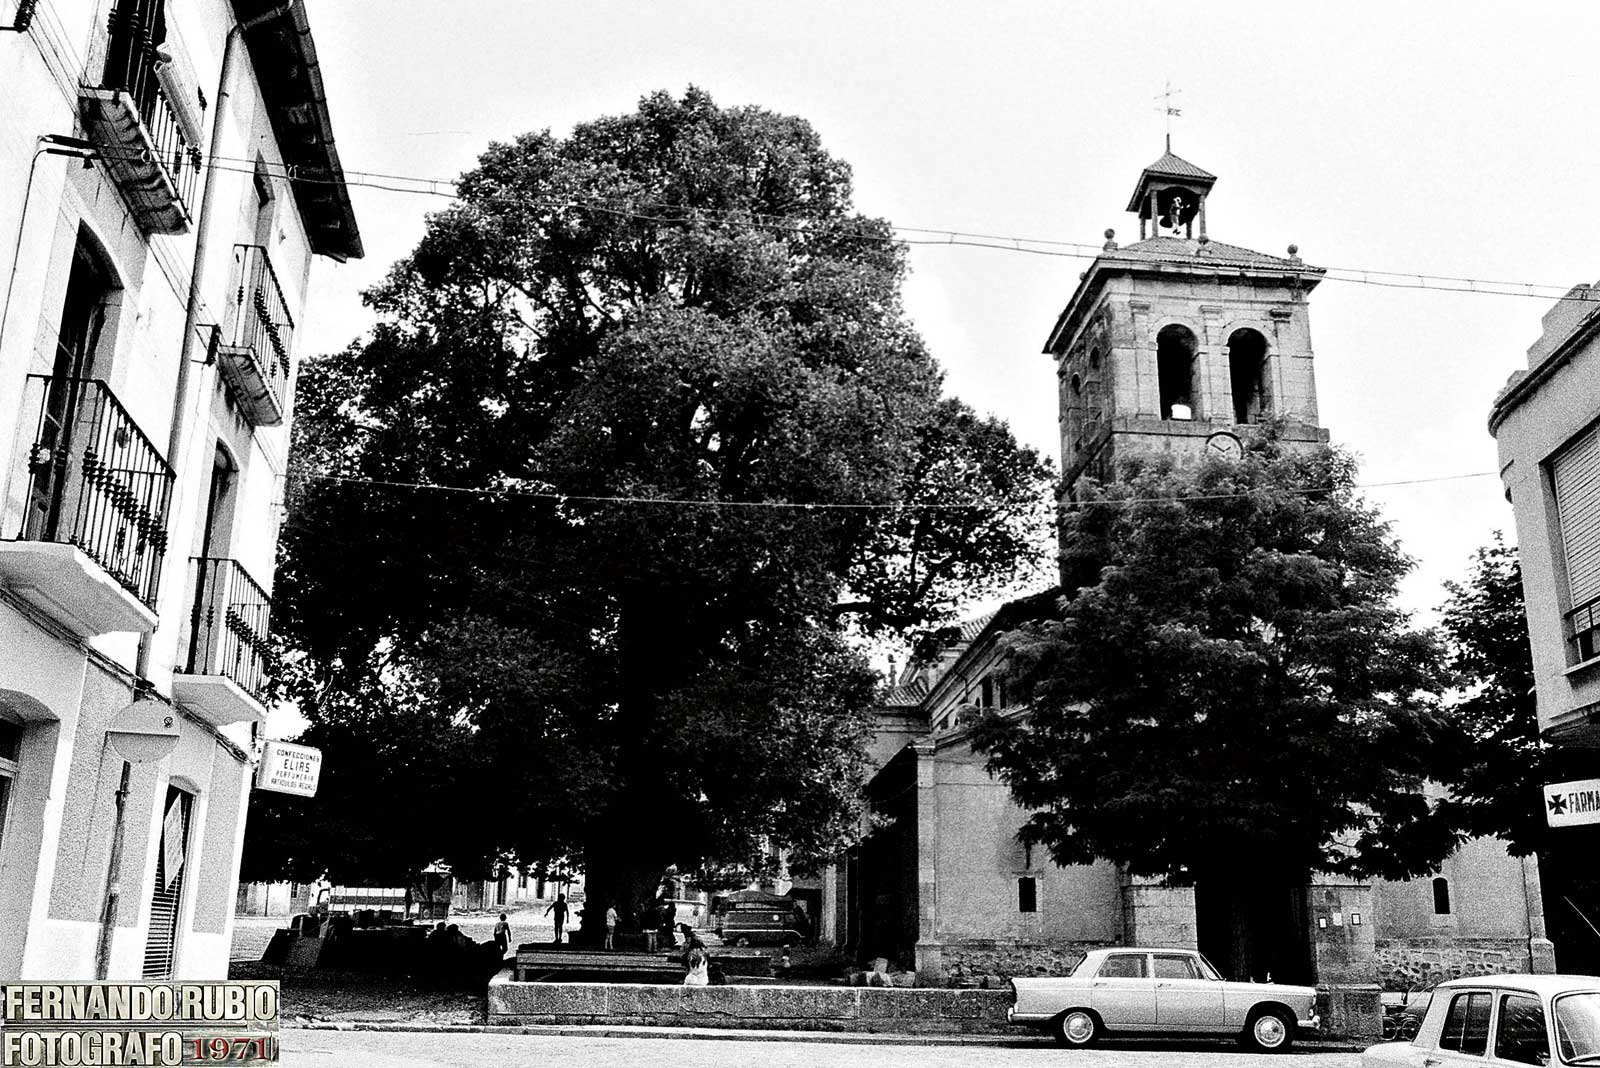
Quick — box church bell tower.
[1043,146,1330,493]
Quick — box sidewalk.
[288,1019,1367,1052]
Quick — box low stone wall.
[487,973,1013,1034]
[488,972,1379,1040]
[934,940,1112,987]
[1375,938,1531,992]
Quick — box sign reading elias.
[1544,777,1600,829]
[254,740,322,798]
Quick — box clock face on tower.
[1205,431,1243,460]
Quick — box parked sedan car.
[1363,973,1600,1067]
[1008,947,1320,1051]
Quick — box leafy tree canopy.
[972,439,1463,888]
[1435,534,1591,856]
[254,89,1053,922]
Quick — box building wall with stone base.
[1375,937,1534,992]
[922,736,1122,946]
[936,939,1114,987]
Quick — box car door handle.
[1422,1058,1440,1067]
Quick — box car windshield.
[1194,954,1222,981]
[1555,992,1600,1064]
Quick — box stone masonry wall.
[1375,938,1531,992]
[488,974,1014,1034]
[938,939,1113,987]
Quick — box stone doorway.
[1195,879,1314,985]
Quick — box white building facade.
[1491,286,1600,750]
[0,0,359,978]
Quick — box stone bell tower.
[1043,145,1330,493]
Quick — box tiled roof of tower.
[1142,150,1216,182]
[1110,237,1317,271]
[1042,238,1325,354]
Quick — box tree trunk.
[576,831,669,946]
[570,584,696,946]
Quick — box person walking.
[546,894,568,944]
[493,912,512,959]
[604,903,619,950]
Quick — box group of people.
[424,919,507,985]
[541,893,624,949]
[530,894,715,986]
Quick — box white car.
[1008,947,1320,1052]
[1363,973,1600,1067]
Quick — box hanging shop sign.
[255,741,322,798]
[1543,777,1600,829]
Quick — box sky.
[294,1,1600,622]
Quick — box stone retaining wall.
[1375,938,1530,992]
[488,972,1378,1039]
[487,974,1013,1034]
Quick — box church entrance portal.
[1195,878,1314,985]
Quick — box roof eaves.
[234,0,363,260]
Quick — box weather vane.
[1155,81,1181,151]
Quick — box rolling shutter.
[142,786,193,979]
[1554,427,1600,608]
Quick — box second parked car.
[1363,973,1600,1067]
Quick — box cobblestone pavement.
[282,1030,1364,1068]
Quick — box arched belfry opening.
[1156,324,1197,420]
[1227,328,1270,424]
[1065,372,1084,445]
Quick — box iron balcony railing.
[94,0,201,216]
[1568,595,1600,664]
[15,374,174,608]
[182,557,272,702]
[219,244,295,421]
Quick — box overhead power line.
[296,469,1499,512]
[74,143,1600,307]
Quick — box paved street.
[281,1029,1364,1067]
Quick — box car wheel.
[1242,1008,1294,1052]
[1051,1010,1099,1048]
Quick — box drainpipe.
[92,759,132,979]
[134,0,297,680]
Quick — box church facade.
[825,148,1552,1021]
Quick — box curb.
[286,1020,1367,1051]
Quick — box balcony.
[78,1,203,235]
[215,245,295,427]
[171,557,271,726]
[0,375,174,636]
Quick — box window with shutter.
[143,786,194,979]
[1552,425,1600,659]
